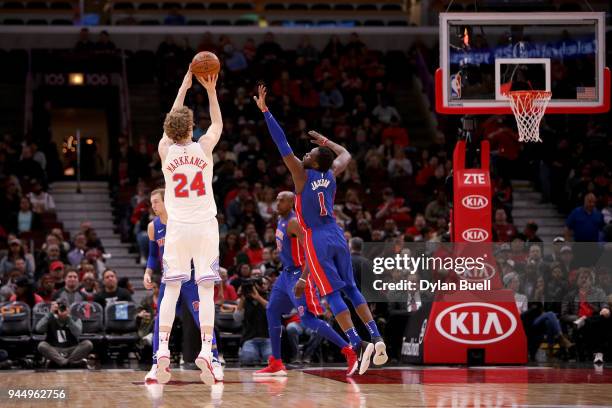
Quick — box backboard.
[436,12,610,115]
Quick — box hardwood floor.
[0,366,611,407]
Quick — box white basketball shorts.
[162,217,220,284]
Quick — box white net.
[507,90,552,143]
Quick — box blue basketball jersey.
[296,169,336,230]
[276,211,304,270]
[153,217,166,261]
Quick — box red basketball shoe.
[342,346,359,376]
[253,356,287,376]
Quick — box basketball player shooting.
[254,84,388,373]
[156,67,222,385]
[142,189,223,384]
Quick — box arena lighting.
[68,73,84,86]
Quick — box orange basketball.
[191,51,220,79]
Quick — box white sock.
[158,331,170,354]
[201,334,213,357]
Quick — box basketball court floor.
[1,365,611,407]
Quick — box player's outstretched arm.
[308,131,351,177]
[198,74,223,153]
[254,84,307,192]
[159,68,193,159]
[143,221,158,290]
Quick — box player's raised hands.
[198,73,218,92]
[181,67,193,89]
[253,84,268,112]
[308,130,329,146]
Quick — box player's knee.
[326,291,349,316]
[342,285,366,307]
[299,312,318,330]
[198,280,214,289]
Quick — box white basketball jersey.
[162,142,216,223]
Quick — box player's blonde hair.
[163,106,193,143]
[151,188,165,202]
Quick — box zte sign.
[462,173,486,185]
[461,195,488,210]
[461,228,489,242]
[434,302,517,345]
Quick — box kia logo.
[461,262,496,282]
[434,302,517,345]
[461,195,488,210]
[461,228,489,242]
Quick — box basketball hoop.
[506,90,552,143]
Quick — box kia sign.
[434,302,517,345]
[461,262,496,282]
[461,195,488,210]
[461,228,489,242]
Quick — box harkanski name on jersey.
[310,178,330,191]
[165,155,208,173]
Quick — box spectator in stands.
[50,228,70,254]
[425,190,450,225]
[74,28,94,52]
[52,269,84,306]
[372,97,400,125]
[375,188,411,223]
[35,244,63,281]
[9,277,43,308]
[84,228,105,254]
[546,262,568,310]
[284,311,322,365]
[257,187,277,223]
[96,30,116,51]
[566,193,604,242]
[36,300,93,368]
[226,183,250,228]
[387,146,413,179]
[10,196,42,234]
[521,301,573,360]
[319,80,344,110]
[49,261,65,290]
[223,41,248,73]
[94,269,133,308]
[522,221,543,244]
[118,277,134,295]
[136,275,159,348]
[217,268,237,302]
[234,279,271,366]
[0,238,34,277]
[561,268,610,364]
[220,232,240,269]
[493,209,518,242]
[230,263,252,292]
[0,176,22,226]
[16,145,45,184]
[381,117,410,148]
[68,233,88,266]
[36,274,57,302]
[405,214,426,241]
[256,32,282,61]
[26,179,55,213]
[192,115,210,142]
[78,271,99,302]
[0,267,22,302]
[504,272,528,313]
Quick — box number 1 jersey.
[162,142,217,223]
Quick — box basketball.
[191,51,220,79]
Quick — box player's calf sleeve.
[300,311,348,349]
[341,285,367,308]
[197,281,215,333]
[266,307,283,360]
[326,290,349,316]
